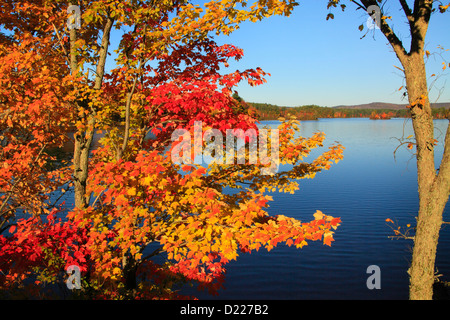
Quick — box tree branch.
[94,17,114,91]
[349,0,367,11]
[117,69,139,160]
[400,0,416,38]
[51,22,69,64]
[434,120,450,196]
[357,0,409,63]
[399,0,414,20]
[410,0,433,54]
[141,246,164,262]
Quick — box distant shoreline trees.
[239,99,450,121]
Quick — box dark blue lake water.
[53,118,449,300]
[183,118,450,300]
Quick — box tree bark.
[70,16,114,209]
[399,50,450,300]
[358,0,450,299]
[73,119,95,209]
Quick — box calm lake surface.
[181,118,450,300]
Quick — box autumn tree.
[0,1,75,234]
[326,0,450,299]
[1,0,344,298]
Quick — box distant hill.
[332,102,450,110]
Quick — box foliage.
[1,0,344,299]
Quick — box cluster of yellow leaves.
[67,116,343,288]
[164,0,298,40]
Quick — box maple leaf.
[313,210,325,220]
[323,234,335,246]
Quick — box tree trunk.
[123,255,137,291]
[70,16,114,209]
[409,200,445,299]
[69,18,89,209]
[73,120,95,209]
[403,52,449,300]
[367,0,450,300]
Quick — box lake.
[52,117,450,300]
[180,117,450,300]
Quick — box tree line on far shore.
[240,99,450,121]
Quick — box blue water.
[51,118,450,299]
[183,118,450,300]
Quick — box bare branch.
[357,0,409,62]
[399,0,414,20]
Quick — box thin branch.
[349,0,367,11]
[0,143,48,230]
[117,69,140,160]
[355,0,409,62]
[388,235,415,240]
[51,22,70,65]
[399,0,414,21]
[91,189,105,208]
[141,246,164,262]
[94,17,114,90]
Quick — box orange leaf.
[323,235,334,246]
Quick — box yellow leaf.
[127,187,137,196]
[142,176,152,186]
[296,240,308,248]
[313,210,324,220]
[113,267,121,275]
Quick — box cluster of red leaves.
[0,209,90,293]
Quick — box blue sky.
[211,1,450,107]
[2,1,447,107]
